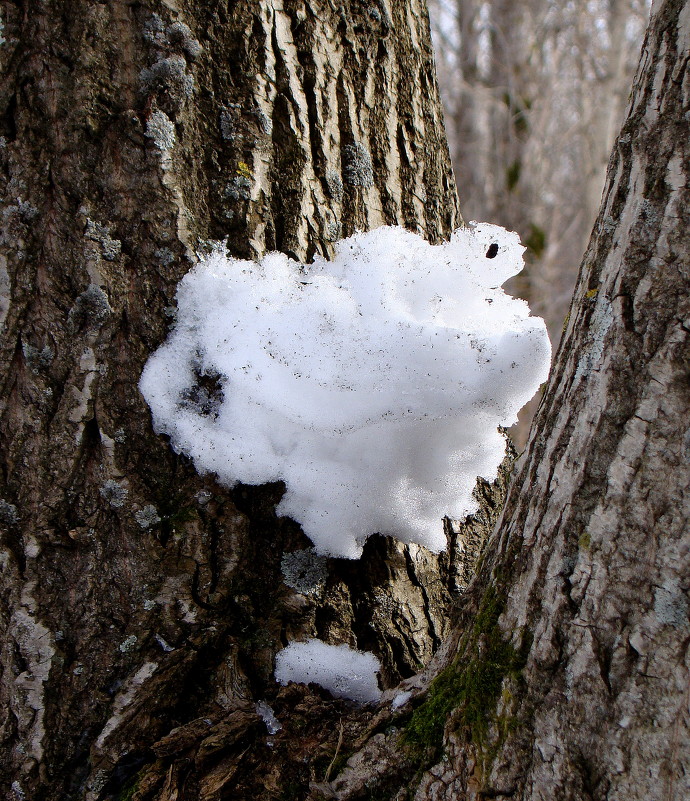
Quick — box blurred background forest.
[428,0,651,442]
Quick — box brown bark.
[0,2,464,799]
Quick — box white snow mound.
[274,639,382,704]
[140,224,551,557]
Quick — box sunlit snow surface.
[140,224,551,557]
[275,640,382,704]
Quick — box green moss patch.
[115,776,139,801]
[402,587,528,762]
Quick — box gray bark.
[474,1,690,793]
[0,2,465,800]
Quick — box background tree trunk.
[429,0,651,354]
[0,2,466,799]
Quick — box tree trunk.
[406,1,690,798]
[0,2,463,799]
[3,1,685,800]
[277,0,688,798]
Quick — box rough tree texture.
[467,2,690,795]
[0,2,466,800]
[317,2,689,799]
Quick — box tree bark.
[3,1,685,800]
[0,2,463,799]
[287,1,688,799]
[407,1,690,798]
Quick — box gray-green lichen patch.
[118,635,138,653]
[145,110,176,152]
[85,218,121,261]
[0,499,18,526]
[100,480,128,509]
[224,176,251,201]
[343,143,374,188]
[154,247,175,266]
[218,103,272,152]
[143,12,166,45]
[0,200,38,240]
[144,14,201,60]
[22,343,53,373]
[14,200,38,222]
[326,171,344,202]
[281,548,328,596]
[140,56,194,114]
[653,580,689,627]
[68,284,112,331]
[219,106,238,141]
[167,22,202,59]
[574,296,613,381]
[325,219,341,241]
[134,505,161,530]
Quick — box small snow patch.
[154,634,174,652]
[256,701,282,734]
[275,639,382,704]
[391,689,412,710]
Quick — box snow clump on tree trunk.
[140,224,551,558]
[274,639,382,704]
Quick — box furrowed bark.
[304,2,689,799]
[412,2,690,798]
[0,2,462,799]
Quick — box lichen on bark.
[0,2,469,800]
